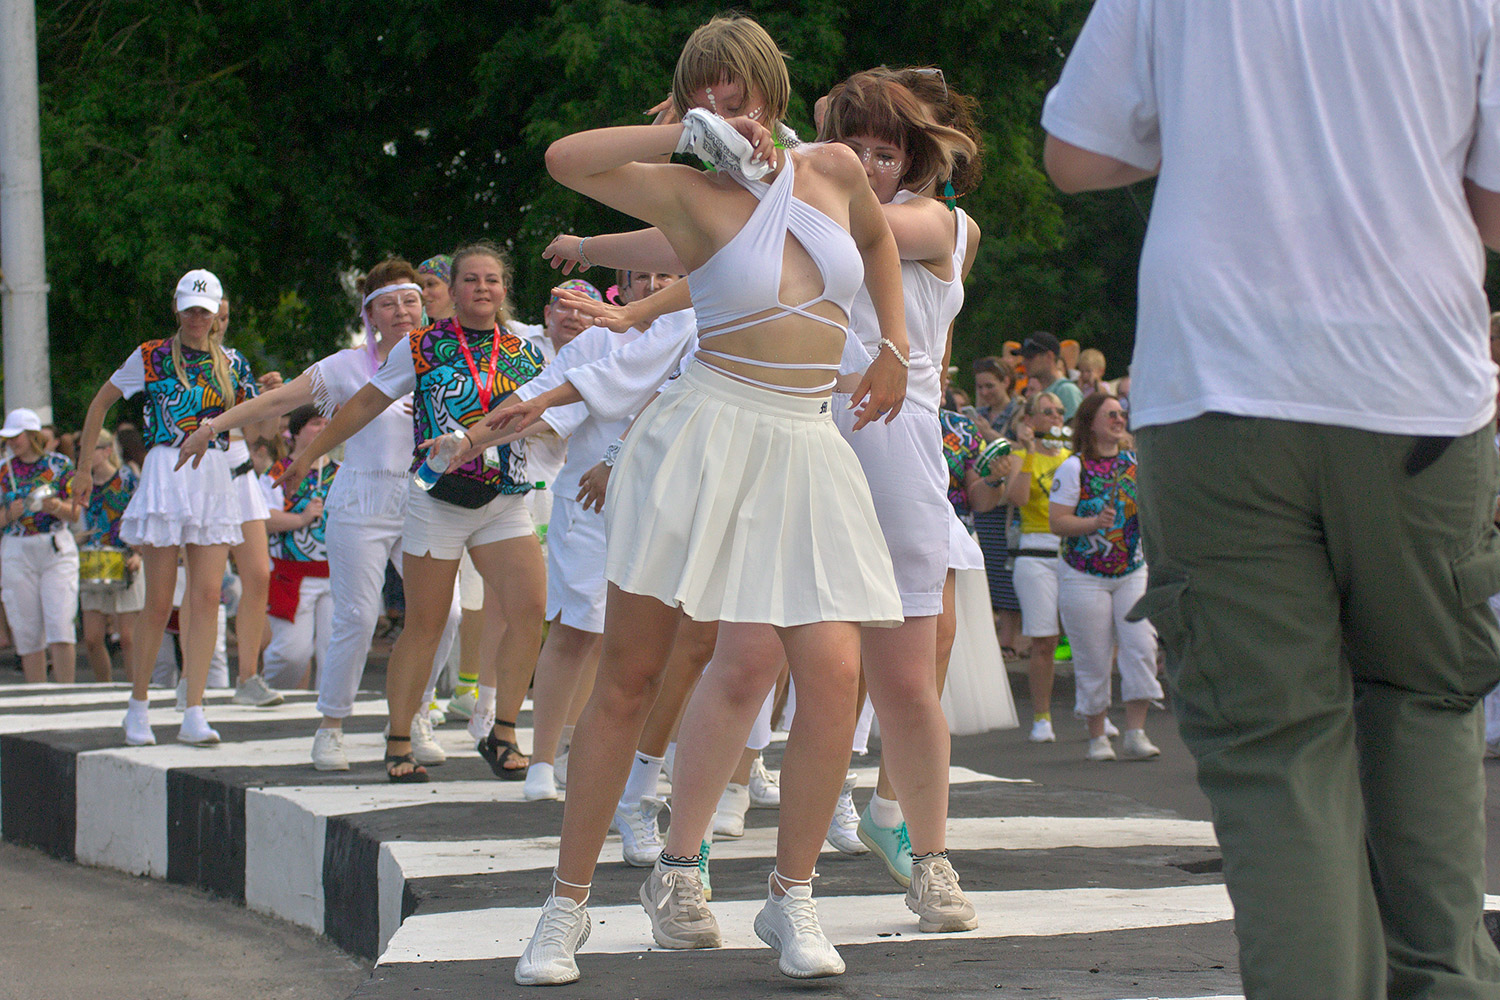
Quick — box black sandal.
[385,736,429,783]
[477,721,528,780]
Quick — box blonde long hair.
[172,305,238,409]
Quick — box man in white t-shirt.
[1043,3,1500,997]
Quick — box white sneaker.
[311,728,348,771]
[1087,735,1117,761]
[1028,719,1056,743]
[826,773,867,855]
[639,860,721,949]
[410,712,447,766]
[232,674,284,707]
[906,854,978,932]
[753,876,845,978]
[445,689,477,721]
[123,698,155,746]
[1120,728,1161,760]
[514,893,590,986]
[713,782,750,838]
[175,678,187,713]
[467,704,495,744]
[749,757,781,808]
[554,745,569,789]
[426,699,446,727]
[615,796,666,867]
[524,762,559,801]
[177,706,220,746]
[1103,717,1120,738]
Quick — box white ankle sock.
[476,684,496,715]
[869,792,904,828]
[621,751,664,806]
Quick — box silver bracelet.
[602,440,623,468]
[576,237,592,269]
[878,338,910,368]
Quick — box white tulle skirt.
[120,445,244,548]
[604,363,903,628]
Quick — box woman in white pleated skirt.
[78,269,259,747]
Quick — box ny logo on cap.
[193,280,207,293]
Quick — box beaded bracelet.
[576,237,593,269]
[878,338,910,368]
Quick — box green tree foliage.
[32,0,1148,426]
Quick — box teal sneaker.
[857,811,912,888]
[699,839,713,901]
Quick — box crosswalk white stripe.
[377,883,1235,964]
[0,698,395,735]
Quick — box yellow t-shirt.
[1019,448,1071,534]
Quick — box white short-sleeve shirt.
[1043,0,1500,436]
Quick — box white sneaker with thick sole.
[615,796,666,867]
[748,757,781,808]
[1029,718,1056,743]
[410,712,446,765]
[311,728,349,771]
[177,706,220,746]
[232,674,284,707]
[1120,728,1161,760]
[906,855,978,932]
[753,877,845,979]
[1087,735,1117,761]
[639,861,721,949]
[826,773,867,855]
[514,894,590,986]
[123,699,155,746]
[445,689,477,721]
[713,782,750,838]
[524,762,559,801]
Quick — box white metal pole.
[0,0,52,423]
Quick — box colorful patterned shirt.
[82,466,139,551]
[109,339,259,450]
[1,452,76,537]
[261,457,337,562]
[1049,451,1143,577]
[940,409,983,522]
[368,317,547,494]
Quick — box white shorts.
[1013,555,1061,638]
[226,437,269,522]
[402,484,534,561]
[1,532,79,654]
[80,565,147,615]
[546,496,607,633]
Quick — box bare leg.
[82,610,113,681]
[181,544,231,707]
[877,572,960,802]
[530,620,602,765]
[638,616,718,757]
[231,521,271,684]
[1028,634,1058,718]
[133,546,180,701]
[552,585,683,902]
[862,616,949,854]
[383,554,460,773]
[468,535,547,760]
[49,642,76,683]
[20,651,46,683]
[115,611,138,685]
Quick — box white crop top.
[689,150,865,394]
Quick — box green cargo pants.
[1132,414,1500,1000]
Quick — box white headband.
[362,281,422,309]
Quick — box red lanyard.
[452,321,502,411]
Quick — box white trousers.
[263,575,333,689]
[0,532,78,654]
[317,508,460,719]
[1056,562,1162,717]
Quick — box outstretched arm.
[543,229,687,276]
[275,383,395,487]
[177,370,316,470]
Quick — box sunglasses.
[1036,408,1064,417]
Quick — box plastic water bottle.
[414,432,465,491]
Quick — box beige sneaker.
[906,854,978,933]
[638,861,721,949]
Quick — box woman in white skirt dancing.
[484,14,908,985]
[78,269,260,746]
[177,258,460,771]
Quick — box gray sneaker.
[233,674,284,707]
[906,855,978,933]
[639,861,721,949]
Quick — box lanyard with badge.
[451,322,506,470]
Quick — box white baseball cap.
[174,269,223,313]
[0,408,42,438]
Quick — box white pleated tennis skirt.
[604,363,902,628]
[121,445,244,548]
[226,437,269,522]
